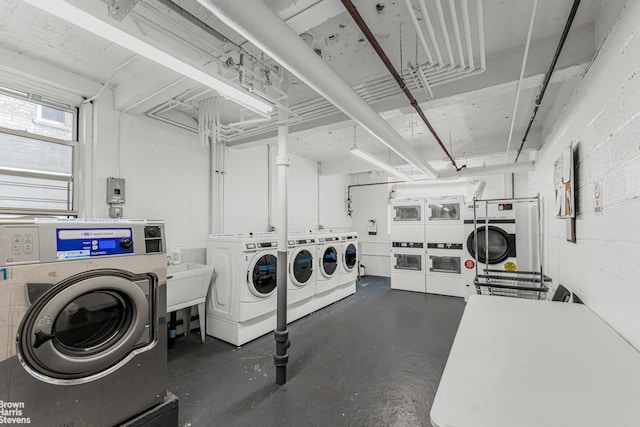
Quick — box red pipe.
[341,0,466,172]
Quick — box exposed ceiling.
[0,0,611,175]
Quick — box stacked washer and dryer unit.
[206,230,358,346]
[0,219,170,426]
[390,196,467,297]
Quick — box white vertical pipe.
[504,0,537,162]
[447,0,466,69]
[461,0,475,69]
[477,0,486,70]
[417,0,444,67]
[403,0,435,66]
[434,0,456,66]
[275,105,290,385]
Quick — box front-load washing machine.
[463,203,517,299]
[335,232,358,302]
[206,233,279,346]
[0,219,168,426]
[286,235,316,322]
[312,232,342,312]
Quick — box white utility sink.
[166,263,214,343]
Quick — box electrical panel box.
[107,177,126,204]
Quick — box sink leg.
[197,302,206,344]
[183,307,192,337]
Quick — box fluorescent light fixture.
[350,147,413,181]
[23,0,273,116]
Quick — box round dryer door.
[467,226,515,264]
[290,249,313,287]
[250,253,277,297]
[343,243,357,272]
[17,270,154,384]
[320,246,338,278]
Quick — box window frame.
[0,89,79,217]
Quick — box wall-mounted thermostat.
[107,177,126,204]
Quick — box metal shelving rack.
[472,195,550,300]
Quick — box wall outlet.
[109,205,124,218]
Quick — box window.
[0,88,78,216]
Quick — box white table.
[431,295,640,427]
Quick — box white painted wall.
[223,144,352,234]
[224,144,270,233]
[530,0,640,350]
[90,92,210,254]
[349,174,393,277]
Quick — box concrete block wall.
[530,0,640,349]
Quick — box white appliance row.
[205,231,358,346]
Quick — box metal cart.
[473,195,550,300]
[474,269,551,300]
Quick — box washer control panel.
[56,228,134,260]
[2,227,40,264]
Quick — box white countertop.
[431,295,640,427]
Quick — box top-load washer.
[336,232,358,302]
[0,219,168,426]
[313,231,342,312]
[206,233,279,346]
[463,202,517,299]
[287,234,316,322]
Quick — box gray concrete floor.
[167,276,465,426]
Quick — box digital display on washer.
[56,228,133,260]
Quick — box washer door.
[17,270,154,384]
[249,252,277,297]
[320,245,338,278]
[290,248,314,287]
[467,226,516,264]
[343,243,357,272]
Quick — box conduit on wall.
[340,0,466,172]
[514,0,581,162]
[201,97,225,234]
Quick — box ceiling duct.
[196,0,439,179]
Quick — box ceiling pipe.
[515,0,581,162]
[438,160,535,179]
[340,0,466,172]
[417,0,445,68]
[461,0,475,69]
[504,0,538,162]
[476,0,486,70]
[197,0,439,179]
[434,0,456,67]
[403,0,435,67]
[447,0,466,69]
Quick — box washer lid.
[250,253,277,296]
[17,270,154,385]
[343,243,357,270]
[467,226,516,264]
[291,249,313,286]
[320,245,338,277]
